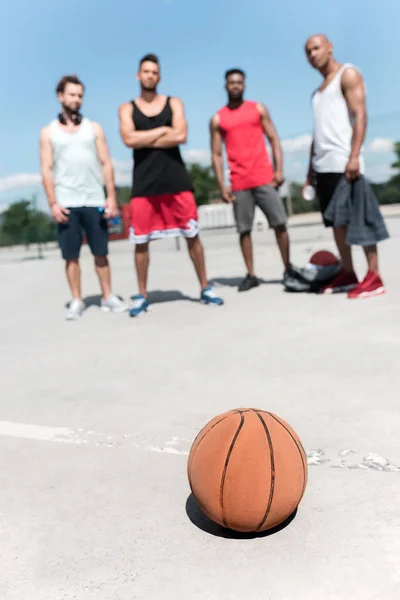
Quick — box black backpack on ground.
[284,261,342,293]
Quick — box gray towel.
[323,175,389,246]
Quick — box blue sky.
[1,0,399,209]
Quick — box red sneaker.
[322,270,358,294]
[347,271,386,299]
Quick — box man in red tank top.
[210,69,293,292]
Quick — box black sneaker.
[282,267,309,292]
[238,274,260,292]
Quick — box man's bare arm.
[342,67,367,179]
[118,103,168,149]
[210,115,234,203]
[302,138,315,195]
[40,127,69,223]
[40,127,56,208]
[257,103,283,183]
[93,123,116,202]
[210,115,225,190]
[151,98,188,148]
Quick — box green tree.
[374,141,400,205]
[186,163,218,205]
[391,142,400,171]
[116,186,132,206]
[0,200,57,248]
[0,200,32,245]
[25,211,57,244]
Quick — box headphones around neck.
[58,112,83,126]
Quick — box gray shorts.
[233,185,287,234]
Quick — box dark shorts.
[315,173,343,227]
[57,206,108,260]
[232,185,287,234]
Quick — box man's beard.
[228,92,243,103]
[62,104,81,122]
[141,84,157,93]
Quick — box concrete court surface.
[0,215,400,600]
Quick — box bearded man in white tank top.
[40,75,127,319]
[303,35,386,299]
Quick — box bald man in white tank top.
[303,35,385,299]
[40,75,127,319]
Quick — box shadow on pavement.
[185,493,297,539]
[19,255,46,262]
[138,290,199,304]
[64,294,127,309]
[210,276,282,288]
[83,295,102,308]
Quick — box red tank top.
[217,101,274,191]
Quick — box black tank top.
[131,97,193,197]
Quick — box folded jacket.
[323,175,389,246]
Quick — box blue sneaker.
[200,286,224,306]
[129,295,150,317]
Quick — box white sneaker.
[101,295,128,313]
[66,299,86,320]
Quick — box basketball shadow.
[134,290,199,304]
[209,277,282,288]
[185,493,297,539]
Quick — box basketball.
[187,409,308,533]
[310,250,339,267]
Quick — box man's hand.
[51,204,70,224]
[104,198,119,219]
[345,156,360,181]
[221,187,235,203]
[272,170,284,188]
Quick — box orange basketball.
[187,408,308,533]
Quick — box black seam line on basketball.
[220,413,245,529]
[266,412,308,501]
[191,415,231,455]
[266,412,307,499]
[253,410,275,532]
[188,415,233,486]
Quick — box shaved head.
[306,34,330,48]
[305,34,334,71]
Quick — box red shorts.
[129,191,199,244]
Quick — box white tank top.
[312,63,365,174]
[50,118,106,208]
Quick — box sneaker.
[282,267,302,290]
[347,271,386,299]
[129,294,150,317]
[238,274,259,292]
[101,295,128,313]
[200,286,224,306]
[66,299,86,321]
[322,270,358,294]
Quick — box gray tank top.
[50,118,105,208]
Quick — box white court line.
[0,420,77,443]
[0,420,399,472]
[0,420,188,452]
